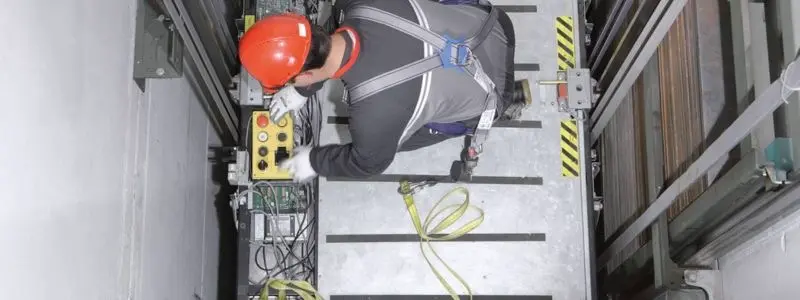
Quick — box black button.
[277,132,288,142]
[258,146,268,157]
[258,160,268,170]
[275,147,290,164]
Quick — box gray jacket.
[303,0,516,178]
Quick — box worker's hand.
[269,85,308,123]
[278,146,318,183]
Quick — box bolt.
[576,85,583,92]
[685,271,697,283]
[156,68,166,76]
[593,201,603,211]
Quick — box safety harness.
[347,0,501,181]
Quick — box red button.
[256,114,269,128]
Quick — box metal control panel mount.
[251,111,294,180]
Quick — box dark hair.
[301,24,332,71]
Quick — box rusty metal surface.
[601,79,649,271]
[657,0,708,221]
[600,0,709,270]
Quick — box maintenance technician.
[238,0,527,182]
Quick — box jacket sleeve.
[308,91,414,178]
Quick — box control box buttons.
[251,110,294,180]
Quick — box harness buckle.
[440,37,473,69]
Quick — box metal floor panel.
[317,243,583,297]
[318,182,581,235]
[316,1,592,299]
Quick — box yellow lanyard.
[399,180,484,300]
[260,278,323,300]
[261,181,483,300]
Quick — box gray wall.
[0,0,223,299]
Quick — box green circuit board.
[253,185,306,213]
[256,0,307,18]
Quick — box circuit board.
[252,185,306,213]
[256,0,307,18]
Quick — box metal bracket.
[227,150,251,186]
[762,163,790,185]
[684,269,724,300]
[590,149,601,179]
[234,66,267,106]
[133,0,184,81]
[567,69,593,109]
[538,68,595,113]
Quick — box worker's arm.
[333,0,359,11]
[294,81,326,97]
[308,89,414,178]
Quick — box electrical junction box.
[251,111,294,180]
[251,213,308,242]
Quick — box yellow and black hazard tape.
[560,119,580,177]
[555,16,576,71]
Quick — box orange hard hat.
[239,14,312,92]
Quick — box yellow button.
[277,117,288,127]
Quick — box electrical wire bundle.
[246,181,319,286]
[294,92,322,147]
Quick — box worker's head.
[238,14,332,93]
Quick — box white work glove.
[269,85,308,123]
[278,146,318,183]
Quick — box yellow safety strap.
[260,278,323,300]
[399,180,485,300]
[259,181,483,300]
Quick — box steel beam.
[597,55,800,268]
[163,0,240,144]
[667,150,764,250]
[604,152,766,285]
[590,0,689,144]
[575,2,597,299]
[687,177,800,266]
[578,110,598,300]
[593,0,659,87]
[728,0,780,152]
[588,0,634,71]
[640,56,679,289]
